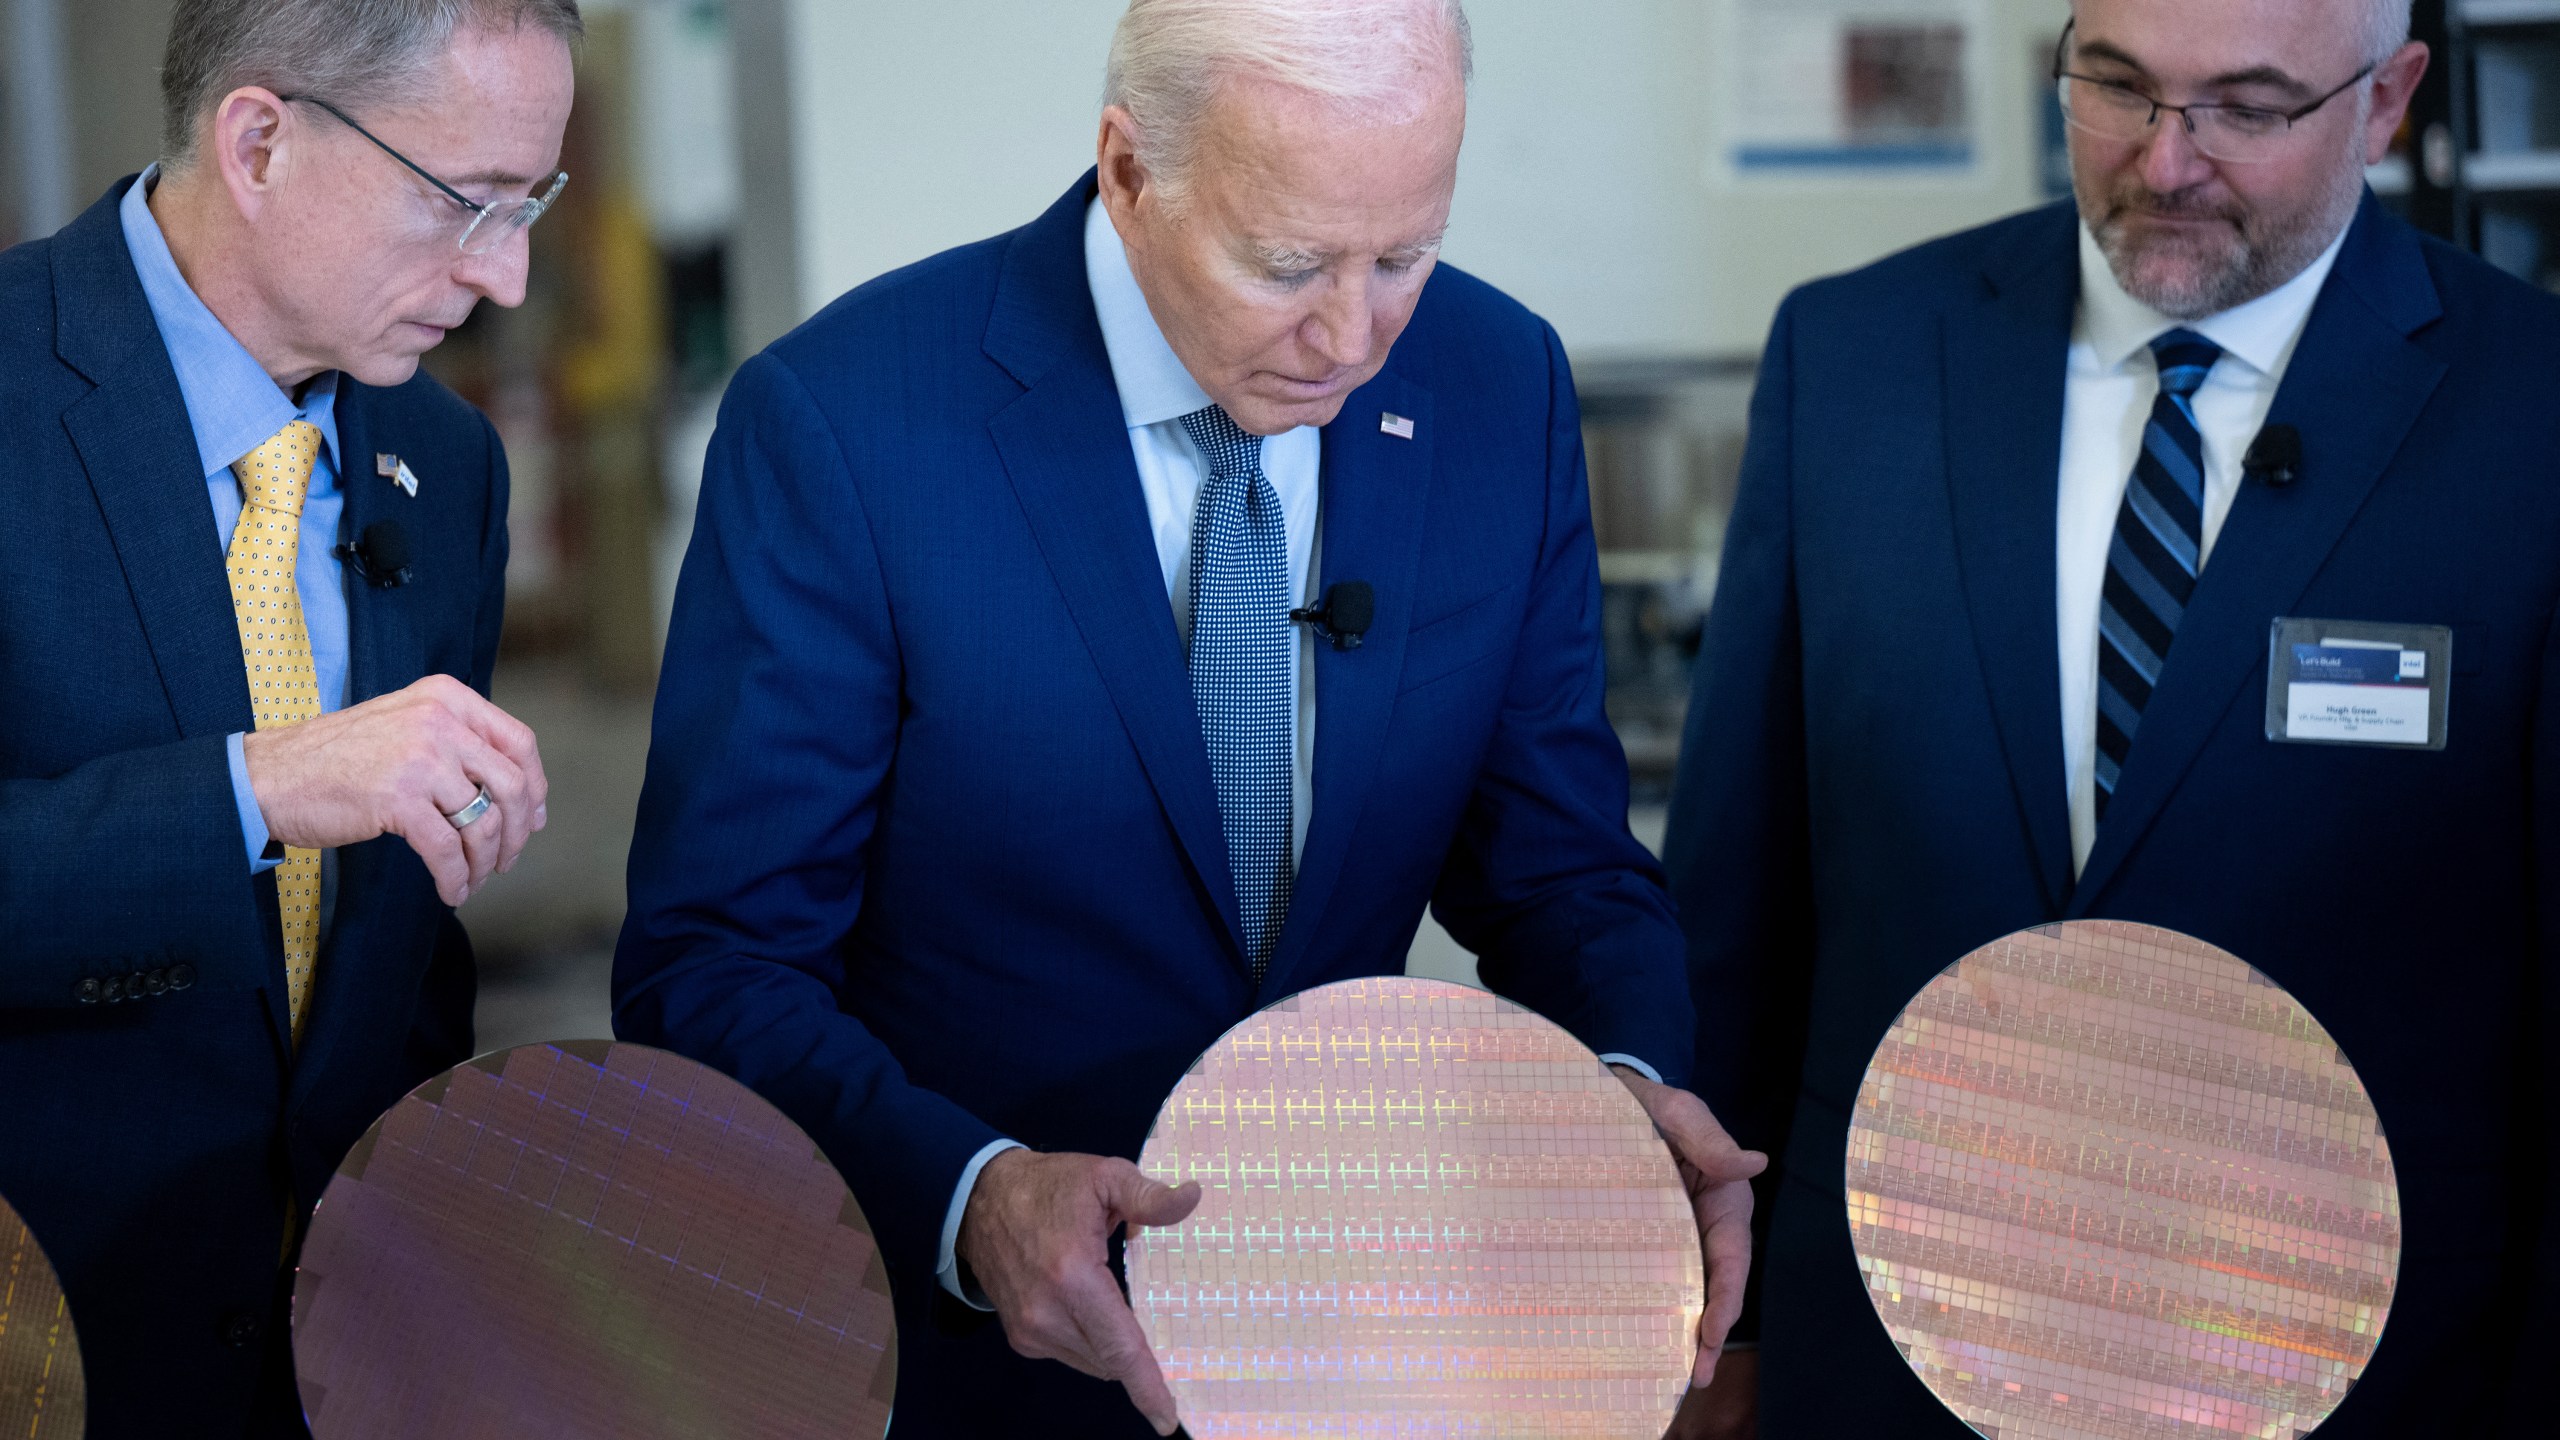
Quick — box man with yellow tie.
[0,2,576,1435]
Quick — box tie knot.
[234,420,325,517]
[2149,330,2222,400]
[1180,405,1265,480]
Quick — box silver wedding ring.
[444,786,494,831]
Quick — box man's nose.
[2138,108,2218,194]
[454,229,532,309]
[1301,270,1377,373]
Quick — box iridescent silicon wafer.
[293,1041,894,1440]
[0,1190,83,1438]
[1131,977,1703,1439]
[1848,921,2398,1440]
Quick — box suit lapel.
[289,382,426,1092]
[2073,202,2446,909]
[50,182,293,1056]
[984,177,1245,962]
[331,384,426,705]
[1943,208,2081,914]
[62,382,252,740]
[1260,378,1434,997]
[52,190,256,745]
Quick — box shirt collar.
[2075,218,2348,378]
[120,165,340,483]
[1083,196,1215,429]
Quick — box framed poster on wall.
[1711,0,1993,183]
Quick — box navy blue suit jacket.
[616,173,1692,1435]
[1667,194,2560,1437]
[0,182,509,1439]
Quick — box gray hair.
[2362,0,2413,63]
[1103,0,1471,201]
[160,0,584,168]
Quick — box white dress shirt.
[2058,222,2346,875]
[934,198,1662,1306]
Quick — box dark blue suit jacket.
[1667,194,2560,1437]
[616,173,1692,1435]
[0,182,509,1440]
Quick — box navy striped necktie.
[2096,330,2222,819]
[1181,404,1294,978]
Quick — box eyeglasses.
[281,95,567,255]
[2051,24,2375,165]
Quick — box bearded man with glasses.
[0,2,573,1436]
[1665,1,2560,1436]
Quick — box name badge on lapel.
[2265,618,2451,751]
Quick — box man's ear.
[209,87,295,221]
[2366,41,2430,167]
[1096,106,1153,236]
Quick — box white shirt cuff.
[1597,1053,1662,1085]
[936,1137,1027,1309]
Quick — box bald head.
[2072,0,2407,60]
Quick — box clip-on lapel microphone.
[2244,424,2302,488]
[334,520,413,588]
[1291,581,1375,651]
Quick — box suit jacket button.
[220,1311,259,1348]
[144,969,169,996]
[169,964,197,991]
[102,976,126,1004]
[73,978,101,1005]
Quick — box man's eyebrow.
[1386,228,1449,259]
[2073,40,2152,75]
[2203,64,2316,97]
[1250,243,1325,270]
[1247,229,1448,270]
[2074,40,2314,98]
[442,167,542,192]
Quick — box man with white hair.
[619,0,1760,1432]
[0,1,570,1434]
[1669,0,2559,1433]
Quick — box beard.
[2079,127,2369,321]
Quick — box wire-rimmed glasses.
[281,94,567,255]
[2051,24,2376,165]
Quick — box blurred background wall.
[4,0,2488,1049]
[721,0,2068,361]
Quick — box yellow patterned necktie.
[227,421,326,1046]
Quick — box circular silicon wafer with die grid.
[1848,921,2400,1439]
[1130,977,1703,1439]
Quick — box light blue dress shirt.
[930,204,1328,1307]
[120,168,351,872]
[1083,195,1324,861]
[932,200,1660,1308]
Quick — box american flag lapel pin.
[1380,412,1416,440]
[377,453,419,498]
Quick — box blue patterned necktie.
[2096,330,2223,818]
[1181,404,1294,977]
